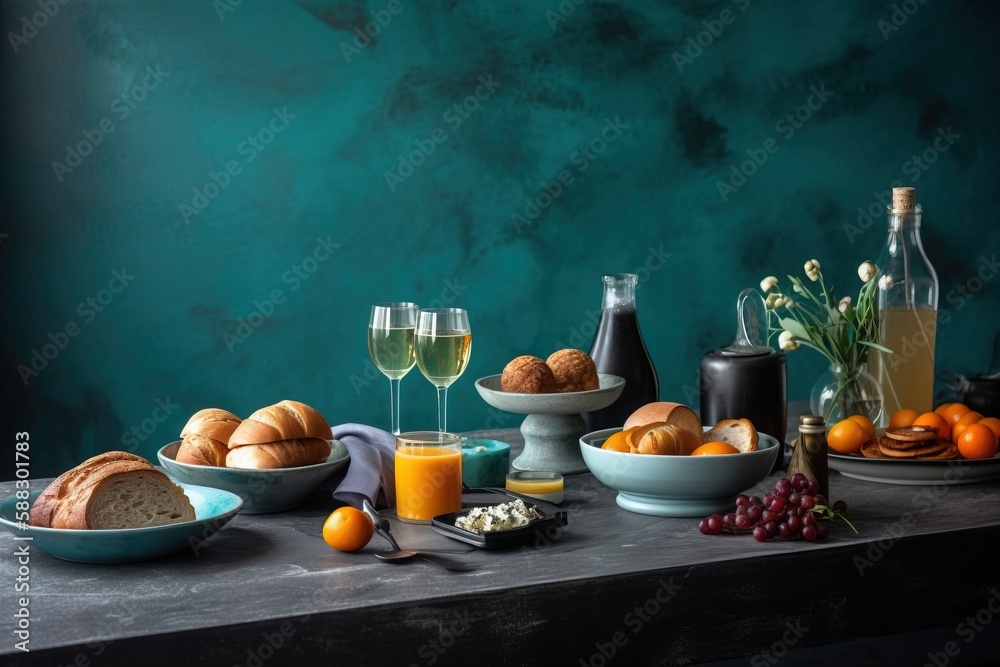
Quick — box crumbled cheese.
[454,499,542,534]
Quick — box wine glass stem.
[436,386,448,432]
[389,378,402,435]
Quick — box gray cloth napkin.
[329,423,396,510]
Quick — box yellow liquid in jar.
[870,308,937,417]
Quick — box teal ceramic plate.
[0,483,243,563]
[158,440,349,513]
[580,428,780,517]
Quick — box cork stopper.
[892,187,916,211]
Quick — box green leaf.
[778,317,810,340]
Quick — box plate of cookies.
[828,425,1000,485]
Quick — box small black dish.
[431,487,567,550]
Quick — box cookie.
[885,426,939,443]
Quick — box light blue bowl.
[580,428,780,517]
[157,440,349,513]
[0,483,243,563]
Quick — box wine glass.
[414,308,472,432]
[368,302,419,435]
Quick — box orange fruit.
[828,418,871,455]
[941,403,972,428]
[977,417,1000,440]
[691,441,740,456]
[322,506,374,552]
[956,423,998,460]
[889,408,920,430]
[934,403,953,416]
[950,411,984,444]
[602,428,636,453]
[912,411,952,441]
[848,415,877,440]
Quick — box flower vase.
[810,363,884,425]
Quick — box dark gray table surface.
[2,427,999,666]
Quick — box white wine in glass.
[415,308,472,432]
[368,302,418,434]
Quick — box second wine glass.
[414,308,472,432]
[368,302,419,435]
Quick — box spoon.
[362,499,473,572]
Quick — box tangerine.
[912,411,952,441]
[828,418,870,455]
[602,428,636,453]
[977,417,1000,441]
[691,441,740,456]
[889,408,920,430]
[941,403,972,428]
[951,411,984,444]
[934,403,953,416]
[847,415,877,440]
[956,423,998,460]
[322,506,375,552]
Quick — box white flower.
[858,261,876,283]
[760,276,778,292]
[879,275,895,290]
[793,284,804,294]
[804,259,821,282]
[778,331,800,351]
[783,297,795,308]
[838,296,852,313]
[765,293,781,310]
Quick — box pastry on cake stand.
[474,374,625,474]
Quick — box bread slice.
[225,438,332,469]
[29,451,195,529]
[86,470,196,529]
[702,419,759,453]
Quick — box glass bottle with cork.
[869,186,940,418]
[787,415,828,500]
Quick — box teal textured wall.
[3,1,999,479]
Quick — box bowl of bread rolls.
[579,401,780,517]
[157,399,349,513]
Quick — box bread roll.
[228,400,331,448]
[177,408,241,467]
[225,438,332,469]
[624,402,702,435]
[29,451,194,529]
[702,419,759,453]
[546,349,599,392]
[501,356,557,393]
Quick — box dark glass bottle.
[582,273,659,431]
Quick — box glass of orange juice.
[395,431,463,523]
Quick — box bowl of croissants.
[157,399,349,513]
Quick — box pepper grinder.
[700,289,787,472]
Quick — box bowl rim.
[580,427,779,458]
[475,372,625,397]
[157,439,349,473]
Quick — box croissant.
[176,408,241,467]
[29,451,195,529]
[225,438,332,469]
[228,400,331,448]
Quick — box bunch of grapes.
[698,473,854,542]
